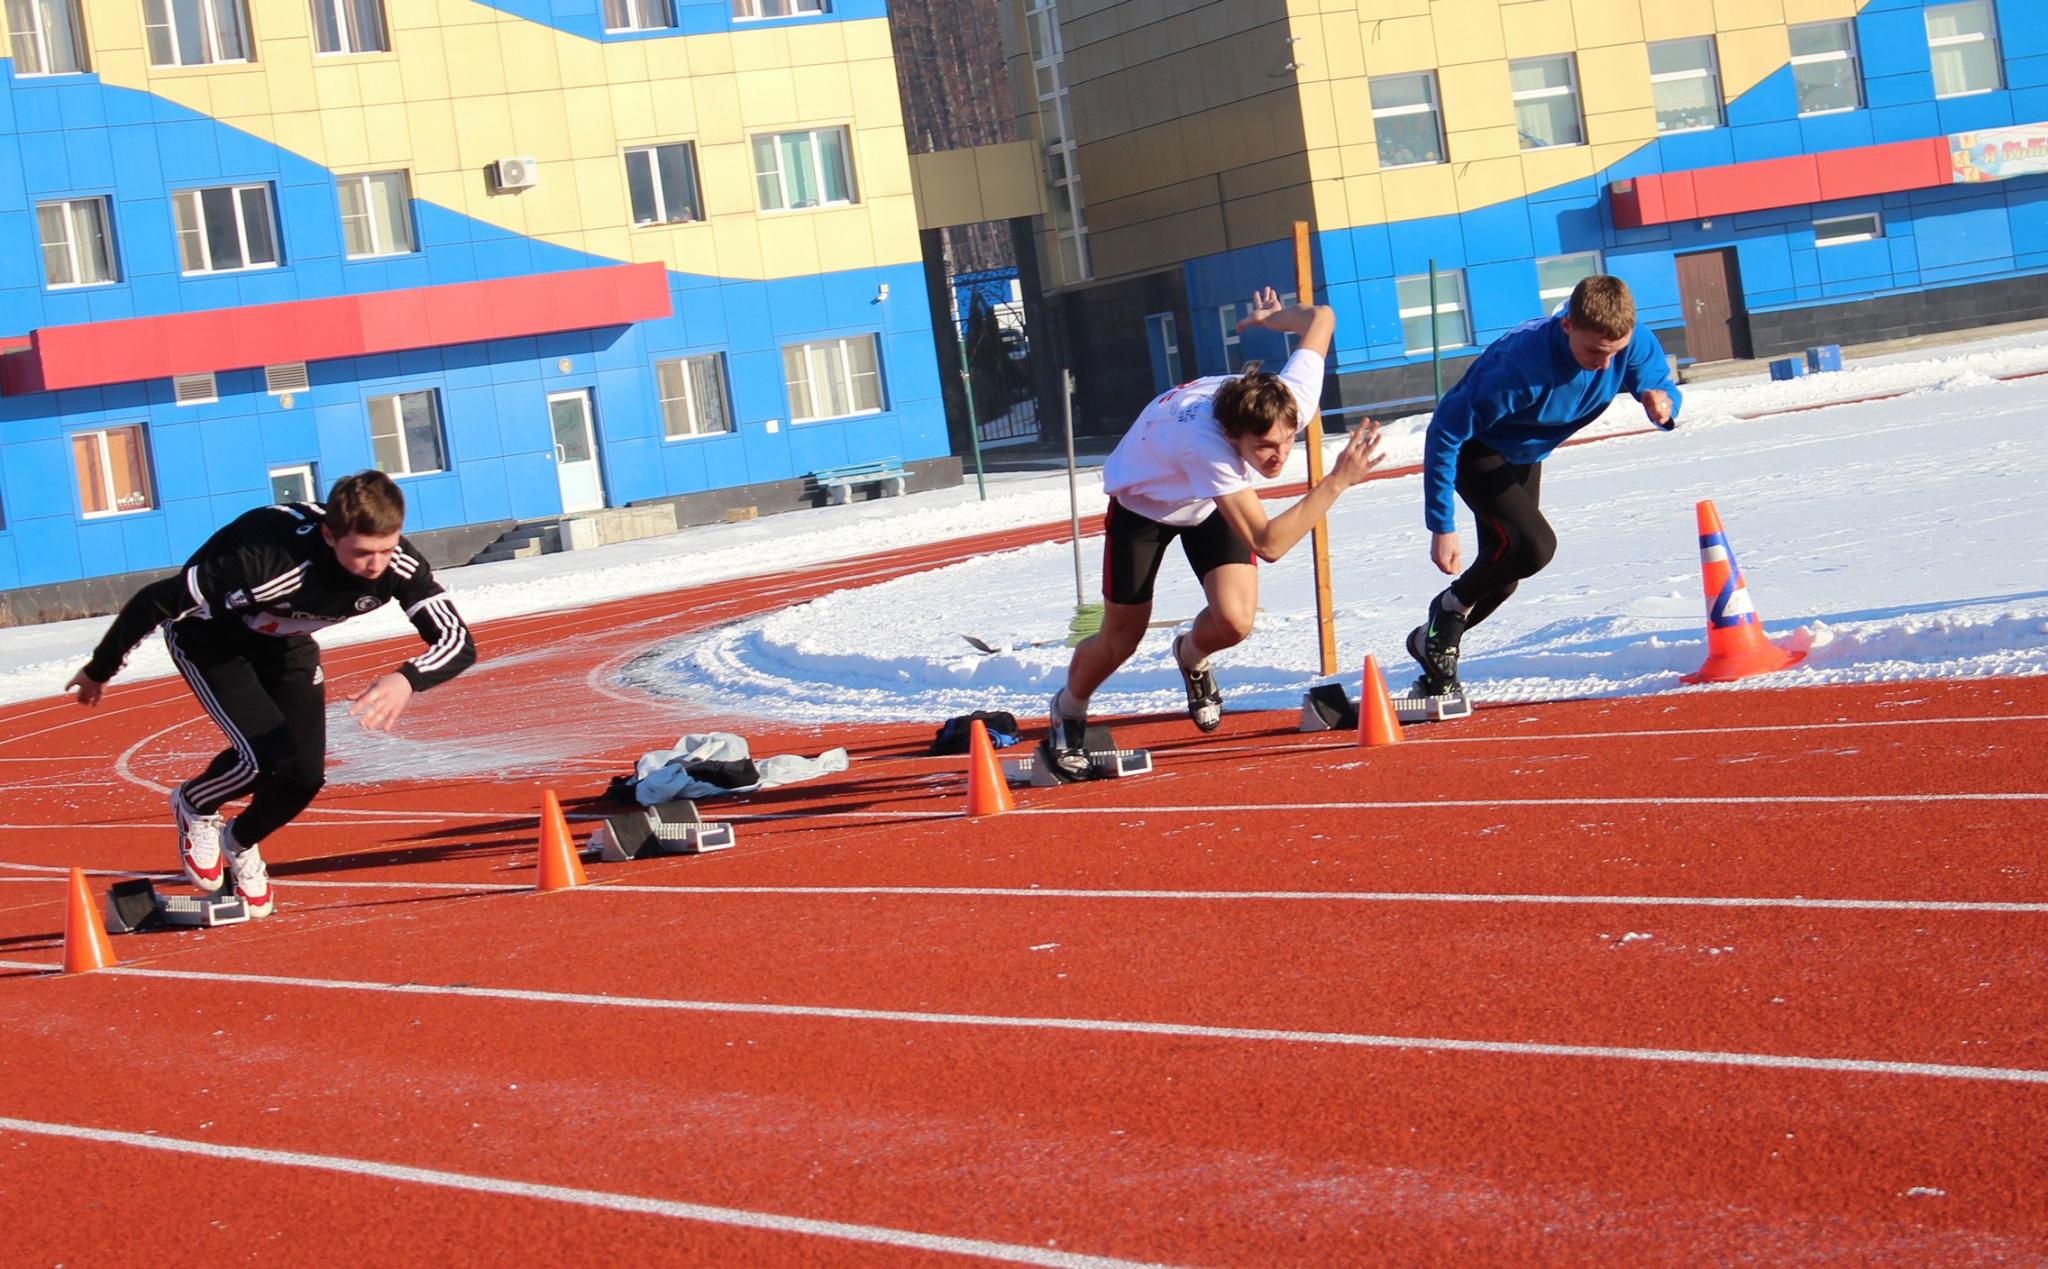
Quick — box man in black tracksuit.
[67,470,476,917]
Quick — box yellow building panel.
[1358,14,1438,75]
[608,81,658,141]
[1714,0,1788,30]
[271,111,329,167]
[858,129,915,200]
[145,73,217,117]
[208,71,272,120]
[739,68,802,128]
[92,48,149,90]
[1577,42,1653,112]
[310,62,362,110]
[394,28,452,102]
[840,17,895,63]
[496,19,563,92]
[1298,81,1340,152]
[680,32,734,77]
[358,104,415,165]
[1338,142,1379,178]
[792,65,855,124]
[440,23,508,97]
[436,0,496,26]
[847,61,905,128]
[558,87,618,159]
[1501,0,1577,59]
[1378,162,1458,219]
[1518,143,1596,194]
[551,30,609,89]
[865,196,923,267]
[1447,124,1522,162]
[1570,0,1645,48]
[516,166,586,238]
[1310,176,1349,232]
[1343,173,1387,228]
[1638,4,1718,42]
[1782,0,1860,20]
[911,149,983,227]
[458,177,526,237]
[1586,105,1659,147]
[1453,155,1526,211]
[451,94,517,170]
[708,214,765,279]
[1316,13,1367,80]
[561,157,623,230]
[320,109,371,170]
[82,0,143,51]
[1716,23,1792,98]
[974,141,1048,219]
[693,78,746,146]
[510,90,574,161]
[756,215,821,277]
[785,21,850,68]
[812,206,878,272]
[697,143,760,219]
[581,226,633,268]
[1439,60,1514,132]
[404,101,460,174]
[1430,0,1506,66]
[732,27,794,72]
[1330,77,1375,149]
[387,0,442,30]
[647,77,700,138]
[356,60,406,107]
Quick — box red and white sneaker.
[173,793,226,893]
[228,844,274,918]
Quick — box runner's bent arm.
[73,537,294,688]
[1624,325,1683,428]
[1212,422,1382,563]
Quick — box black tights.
[1448,442,1557,630]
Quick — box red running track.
[1,515,2045,1265]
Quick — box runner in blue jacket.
[1411,275,1681,695]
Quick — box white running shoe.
[173,793,226,894]
[228,844,274,918]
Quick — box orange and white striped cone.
[1681,499,1806,684]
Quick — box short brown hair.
[1212,361,1302,440]
[1568,275,1635,340]
[324,470,406,537]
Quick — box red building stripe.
[1610,137,1952,229]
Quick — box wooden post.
[1293,221,1338,678]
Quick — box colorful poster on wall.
[1950,124,2048,183]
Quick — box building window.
[36,197,117,288]
[337,171,415,258]
[1511,55,1583,149]
[1927,2,2001,98]
[1789,21,1862,115]
[1370,72,1445,168]
[625,143,701,226]
[270,463,318,504]
[782,335,883,421]
[655,354,733,439]
[367,390,447,476]
[1536,252,1601,314]
[172,184,278,273]
[73,425,155,517]
[751,128,855,212]
[310,0,387,54]
[144,0,251,67]
[604,0,673,30]
[7,0,89,75]
[1649,37,1722,134]
[732,0,824,17]
[1814,212,1882,246]
[1216,303,1244,373]
[1397,271,1471,355]
[1145,312,1181,391]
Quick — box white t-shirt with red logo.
[1101,349,1325,527]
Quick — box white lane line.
[0,1116,1153,1269]
[1405,711,2048,745]
[5,959,2044,1088]
[3,864,2039,913]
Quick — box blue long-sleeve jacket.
[1422,314,1681,532]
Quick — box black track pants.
[164,620,327,848]
[1448,442,1557,630]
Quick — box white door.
[548,390,604,514]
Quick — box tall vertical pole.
[1293,221,1338,678]
[1062,369,1084,607]
[1428,258,1443,406]
[959,327,988,500]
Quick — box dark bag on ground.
[929,711,1021,755]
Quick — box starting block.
[586,800,736,862]
[1000,723,1154,787]
[102,876,250,932]
[1298,682,1472,733]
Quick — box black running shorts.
[1100,498,1254,606]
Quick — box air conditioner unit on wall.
[493,157,539,191]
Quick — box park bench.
[814,457,908,505]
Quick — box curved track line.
[0,1117,1156,1269]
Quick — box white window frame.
[604,0,673,32]
[1397,270,1472,356]
[1145,312,1181,389]
[366,389,447,477]
[145,0,252,68]
[72,425,156,519]
[270,463,318,504]
[172,184,278,275]
[625,143,702,227]
[1789,20,1863,116]
[1648,37,1723,135]
[1028,0,1089,283]
[1926,1,2001,98]
[310,0,388,55]
[1216,303,1245,373]
[1369,71,1446,169]
[751,128,856,213]
[731,0,824,19]
[36,196,117,289]
[655,353,734,440]
[1536,251,1602,314]
[1510,54,1584,150]
[8,0,89,75]
[1814,212,1882,246]
[337,170,415,259]
[783,335,884,423]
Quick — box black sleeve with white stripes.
[82,574,192,683]
[389,543,476,691]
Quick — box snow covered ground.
[11,329,2048,724]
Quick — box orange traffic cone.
[1357,656,1404,747]
[1681,500,1806,684]
[63,867,117,974]
[965,718,1015,816]
[536,789,588,891]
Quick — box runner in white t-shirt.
[1047,287,1382,773]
